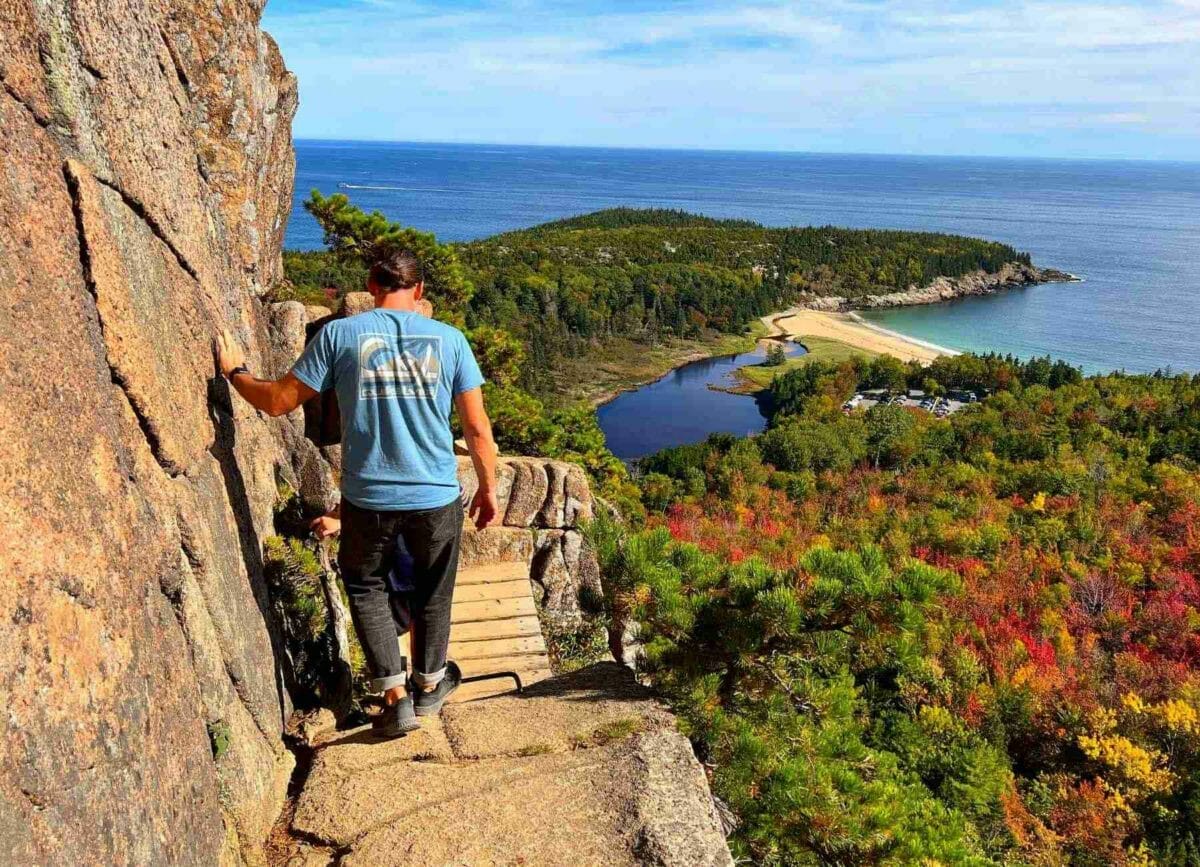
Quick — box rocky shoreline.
[800,262,1078,312]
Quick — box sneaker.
[373,695,420,738]
[412,661,462,717]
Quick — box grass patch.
[570,716,646,748]
[207,720,232,760]
[551,320,769,404]
[540,611,610,674]
[732,335,878,392]
[515,743,555,757]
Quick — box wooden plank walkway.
[448,560,551,702]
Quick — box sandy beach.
[764,307,956,364]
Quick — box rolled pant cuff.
[413,667,446,689]
[371,673,408,692]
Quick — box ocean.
[287,140,1200,374]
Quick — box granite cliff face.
[0,2,298,864]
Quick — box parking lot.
[842,389,979,417]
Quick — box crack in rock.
[2,80,51,128]
[93,175,200,283]
[63,162,185,478]
[158,27,191,93]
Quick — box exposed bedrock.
[1,2,297,863]
[801,262,1077,311]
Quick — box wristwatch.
[226,365,250,381]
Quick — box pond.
[596,341,804,462]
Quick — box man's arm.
[216,329,317,417]
[454,386,499,530]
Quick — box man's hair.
[369,250,423,291]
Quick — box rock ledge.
[280,664,733,867]
[801,262,1079,311]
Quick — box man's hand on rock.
[310,514,341,540]
[215,328,246,378]
[469,487,498,530]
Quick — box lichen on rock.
[1,2,297,863]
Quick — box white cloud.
[263,0,1200,159]
[1094,111,1151,124]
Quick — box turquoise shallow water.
[290,141,1200,374]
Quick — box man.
[216,250,499,737]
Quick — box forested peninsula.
[284,206,1064,402]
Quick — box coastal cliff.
[800,262,1077,311]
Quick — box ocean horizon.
[292,137,1200,166]
[287,139,1200,375]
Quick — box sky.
[262,0,1200,161]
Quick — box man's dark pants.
[337,498,463,693]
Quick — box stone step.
[291,665,733,867]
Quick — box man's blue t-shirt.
[291,309,484,511]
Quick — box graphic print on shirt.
[358,333,442,400]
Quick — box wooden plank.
[451,596,536,624]
[450,667,553,703]
[451,579,531,604]
[455,561,530,586]
[448,635,548,661]
[449,615,542,643]
[445,555,550,704]
[460,655,550,677]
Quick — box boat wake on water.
[338,183,460,192]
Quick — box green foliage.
[863,353,910,393]
[763,342,787,366]
[268,485,372,704]
[541,615,610,674]
[865,403,918,469]
[640,472,680,512]
[760,412,868,473]
[264,536,325,636]
[460,208,1030,396]
[623,363,1200,864]
[466,323,525,387]
[278,249,367,305]
[589,514,985,864]
[767,350,1086,420]
[735,335,878,392]
[523,207,761,231]
[304,190,473,320]
[206,720,232,760]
